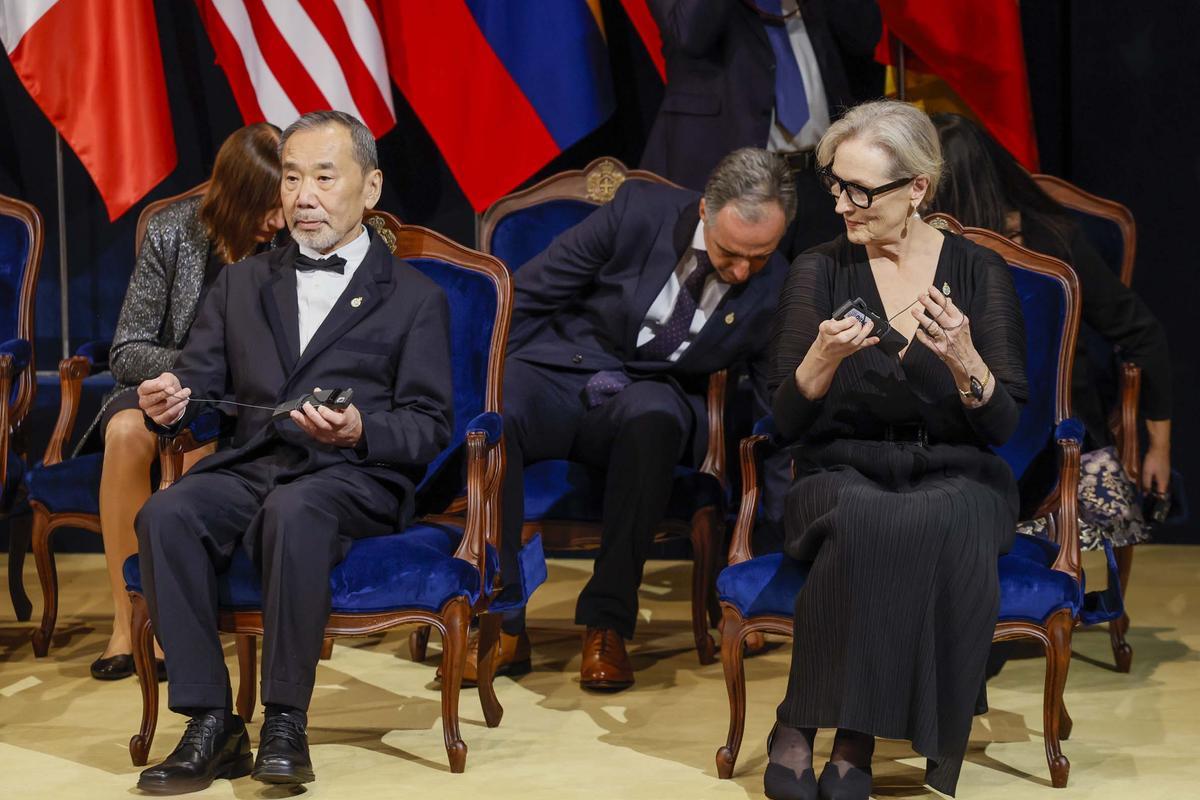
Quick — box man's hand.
[290,387,363,447]
[138,372,189,426]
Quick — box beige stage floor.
[1,546,1197,799]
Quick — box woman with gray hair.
[763,100,1028,799]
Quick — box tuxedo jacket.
[640,0,879,191]
[163,230,454,517]
[508,180,788,459]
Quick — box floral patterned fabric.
[1018,445,1151,550]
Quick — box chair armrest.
[450,413,505,599]
[699,369,729,489]
[1108,361,1141,483]
[0,338,31,375]
[728,432,772,568]
[0,353,12,488]
[155,410,226,490]
[42,354,97,467]
[1046,419,1084,584]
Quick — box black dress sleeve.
[769,253,833,442]
[1068,226,1172,420]
[961,243,1029,446]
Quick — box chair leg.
[1109,544,1134,673]
[235,635,256,724]
[688,507,719,666]
[7,511,32,621]
[409,624,432,662]
[1041,610,1073,788]
[30,506,56,656]
[1060,700,1073,741]
[320,637,334,660]
[715,606,751,779]
[128,592,158,766]
[439,598,470,773]
[475,612,504,728]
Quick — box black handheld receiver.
[271,388,354,421]
[832,297,908,357]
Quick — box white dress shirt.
[295,225,370,354]
[766,0,831,152]
[636,222,731,362]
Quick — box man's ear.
[364,169,383,210]
[698,197,708,225]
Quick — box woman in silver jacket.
[88,123,285,680]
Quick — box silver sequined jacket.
[74,196,213,452]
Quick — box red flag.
[617,0,665,81]
[876,0,1039,170]
[0,0,177,221]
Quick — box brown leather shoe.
[436,629,532,686]
[579,627,634,691]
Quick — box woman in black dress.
[764,100,1028,800]
[928,113,1171,552]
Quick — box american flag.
[195,0,395,138]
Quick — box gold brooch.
[725,312,735,325]
[350,296,363,308]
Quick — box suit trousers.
[136,444,402,714]
[500,357,694,639]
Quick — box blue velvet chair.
[714,219,1088,789]
[1035,173,1144,671]
[123,220,545,774]
[1,193,43,624]
[475,156,729,664]
[22,183,206,656]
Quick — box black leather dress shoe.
[252,710,315,784]
[91,654,169,682]
[764,723,817,800]
[817,762,873,800]
[136,714,251,794]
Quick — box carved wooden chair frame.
[1034,174,1139,671]
[1,192,44,623]
[127,216,514,776]
[716,215,1085,788]
[475,156,728,664]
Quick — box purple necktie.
[637,249,716,362]
[756,0,810,136]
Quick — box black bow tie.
[294,253,347,274]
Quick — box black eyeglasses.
[817,165,914,209]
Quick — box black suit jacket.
[164,231,454,520]
[640,0,880,191]
[508,181,788,460]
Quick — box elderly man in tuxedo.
[133,111,453,793]
[481,149,794,691]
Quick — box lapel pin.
[941,282,951,296]
[350,296,363,308]
[725,312,735,325]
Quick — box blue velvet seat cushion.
[523,460,724,523]
[124,523,547,616]
[717,553,810,618]
[997,551,1081,623]
[24,452,103,515]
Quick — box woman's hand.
[911,287,988,397]
[812,315,880,362]
[792,315,879,401]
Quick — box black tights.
[769,725,875,777]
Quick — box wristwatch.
[959,367,992,402]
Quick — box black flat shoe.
[137,713,251,794]
[91,654,169,682]
[817,762,873,800]
[765,724,818,800]
[252,710,314,784]
[91,653,134,680]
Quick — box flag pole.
[55,132,69,360]
[891,34,907,101]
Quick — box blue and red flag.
[382,1,617,212]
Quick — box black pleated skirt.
[778,439,1018,796]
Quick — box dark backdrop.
[0,0,1194,542]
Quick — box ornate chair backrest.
[1033,173,1135,287]
[926,214,1082,483]
[0,193,44,425]
[387,219,512,485]
[479,157,683,272]
[135,182,211,257]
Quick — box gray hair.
[703,148,797,226]
[279,110,379,174]
[815,99,943,200]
